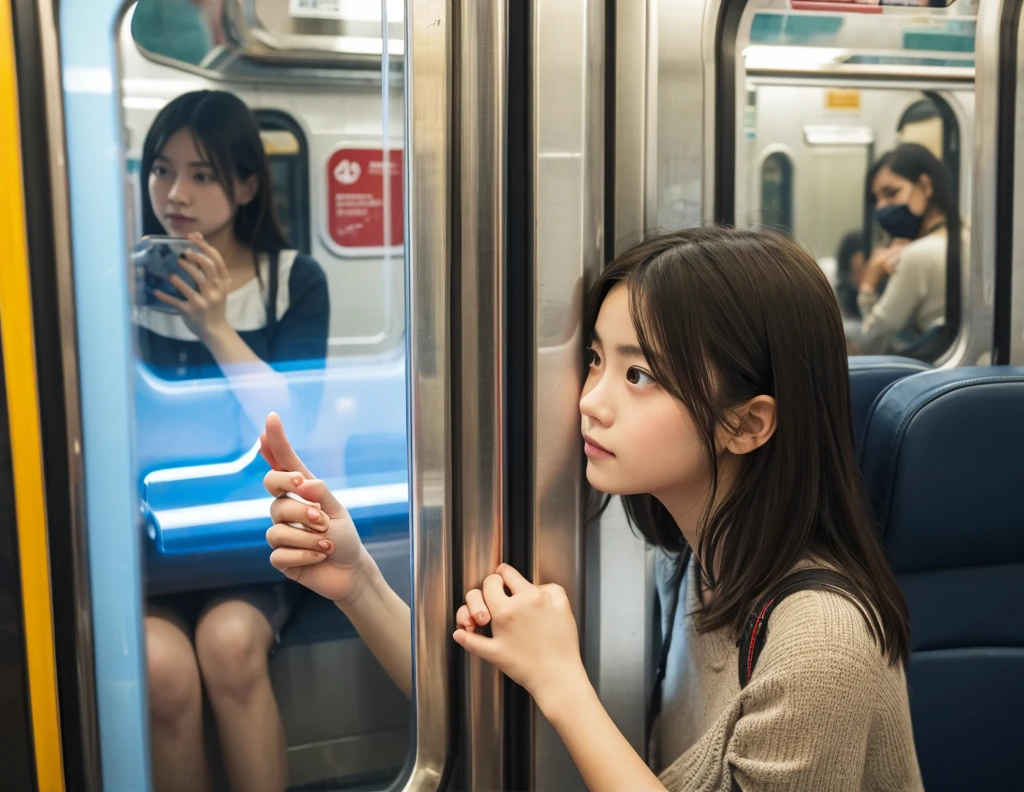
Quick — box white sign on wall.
[288,0,343,20]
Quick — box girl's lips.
[584,437,614,459]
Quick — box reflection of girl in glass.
[859,143,963,357]
[137,90,328,792]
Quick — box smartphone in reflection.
[133,235,201,311]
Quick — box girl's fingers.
[269,547,327,573]
[182,248,218,282]
[455,604,477,633]
[464,588,490,625]
[264,470,317,500]
[176,254,205,281]
[266,524,334,553]
[188,233,230,280]
[269,498,329,534]
[452,627,499,663]
[168,273,202,303]
[153,290,187,310]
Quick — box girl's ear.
[234,174,258,207]
[722,395,777,456]
[916,172,934,202]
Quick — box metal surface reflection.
[458,0,507,789]
[531,0,604,788]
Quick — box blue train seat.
[847,356,930,455]
[860,366,1024,792]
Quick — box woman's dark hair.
[140,90,288,255]
[866,142,961,304]
[585,226,910,665]
[835,230,864,320]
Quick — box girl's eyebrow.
[590,329,643,358]
[154,153,212,168]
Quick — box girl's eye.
[626,367,656,387]
[195,172,215,183]
[151,165,168,177]
[584,347,601,367]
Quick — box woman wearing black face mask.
[858,143,963,355]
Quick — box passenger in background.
[835,231,870,355]
[137,90,328,792]
[834,230,865,321]
[858,143,963,358]
[261,227,923,791]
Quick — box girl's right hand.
[456,590,493,634]
[261,413,370,603]
[265,472,369,603]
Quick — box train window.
[117,1,414,788]
[256,111,311,254]
[725,0,976,362]
[760,151,795,233]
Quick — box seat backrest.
[847,356,930,456]
[860,366,1024,792]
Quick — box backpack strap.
[265,250,280,345]
[737,568,879,688]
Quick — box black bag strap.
[737,568,879,688]
[646,546,691,750]
[265,250,280,345]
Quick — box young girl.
[858,142,963,358]
[139,90,329,792]
[260,226,923,791]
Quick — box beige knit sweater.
[651,555,924,791]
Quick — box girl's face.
[871,166,931,215]
[579,284,711,501]
[148,127,254,241]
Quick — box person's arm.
[156,234,294,427]
[453,565,667,792]
[858,245,925,349]
[542,675,667,792]
[262,414,414,697]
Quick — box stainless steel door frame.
[457,0,507,789]
[404,0,455,789]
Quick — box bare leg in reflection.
[194,596,288,792]
[145,607,212,792]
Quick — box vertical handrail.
[458,0,508,789]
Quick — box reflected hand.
[453,564,586,709]
[262,413,371,603]
[153,232,232,341]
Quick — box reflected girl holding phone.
[136,90,328,792]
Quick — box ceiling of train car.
[744,0,977,71]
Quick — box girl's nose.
[579,381,612,427]
[167,178,189,203]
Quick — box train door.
[13,0,493,788]
[717,0,982,365]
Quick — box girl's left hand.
[154,232,232,341]
[453,564,586,710]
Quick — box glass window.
[120,1,412,788]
